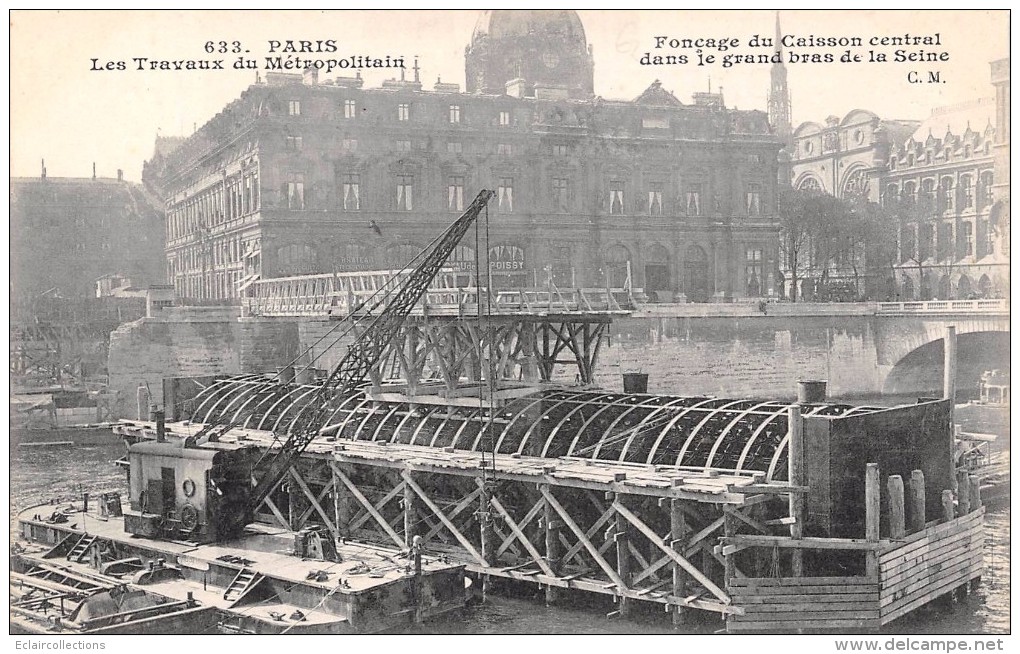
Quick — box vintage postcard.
[8,8,1010,644]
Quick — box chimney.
[154,408,166,442]
[117,169,123,182]
[92,162,97,179]
[302,65,318,85]
[41,158,46,179]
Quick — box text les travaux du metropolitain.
[641,33,947,67]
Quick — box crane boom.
[245,189,495,513]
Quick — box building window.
[746,183,762,216]
[286,177,305,209]
[978,172,994,207]
[396,139,412,152]
[745,247,764,297]
[920,178,936,209]
[647,183,663,216]
[609,182,624,215]
[497,178,514,213]
[552,144,568,156]
[398,103,410,121]
[449,105,461,124]
[497,143,512,156]
[499,110,511,126]
[342,174,360,211]
[343,99,356,118]
[919,224,934,260]
[939,176,955,213]
[962,222,974,257]
[551,246,572,287]
[342,138,358,152]
[552,177,569,213]
[937,223,953,261]
[447,141,463,154]
[960,175,973,209]
[984,221,995,255]
[396,175,414,211]
[286,135,303,150]
[686,185,702,215]
[883,183,898,207]
[288,100,301,116]
[448,176,464,212]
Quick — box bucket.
[797,380,827,403]
[622,373,649,394]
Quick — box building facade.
[884,99,1005,300]
[10,167,165,304]
[145,11,782,304]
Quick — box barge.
[14,498,465,634]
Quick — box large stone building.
[884,98,1004,300]
[786,65,1009,301]
[10,166,165,304]
[145,10,782,304]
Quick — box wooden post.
[403,474,417,548]
[613,493,631,617]
[864,462,880,577]
[969,475,982,510]
[543,491,561,605]
[669,498,688,627]
[787,405,805,576]
[956,469,970,516]
[943,325,957,427]
[726,512,734,579]
[887,475,905,539]
[479,479,495,600]
[941,489,955,523]
[908,470,926,533]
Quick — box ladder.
[66,534,98,563]
[223,567,261,604]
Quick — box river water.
[9,402,1009,635]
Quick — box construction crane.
[228,189,496,536]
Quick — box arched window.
[798,177,822,193]
[603,245,631,289]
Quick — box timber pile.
[725,454,986,633]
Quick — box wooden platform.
[16,502,466,634]
[726,508,985,632]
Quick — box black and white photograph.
[8,7,1010,643]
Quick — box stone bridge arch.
[877,316,1010,395]
[876,316,1010,367]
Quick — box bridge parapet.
[877,299,1009,315]
[244,269,631,318]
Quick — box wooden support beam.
[289,468,336,534]
[612,493,632,617]
[611,500,730,604]
[348,482,404,534]
[497,498,544,558]
[956,469,970,516]
[543,489,562,604]
[887,475,905,539]
[402,471,488,566]
[331,462,404,548]
[670,498,689,626]
[908,470,926,534]
[719,535,888,552]
[724,505,770,535]
[865,462,880,578]
[540,486,627,589]
[941,489,955,523]
[482,485,555,578]
[787,404,805,577]
[404,473,417,548]
[969,475,981,511]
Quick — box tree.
[886,184,940,300]
[778,187,845,301]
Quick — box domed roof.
[472,10,587,44]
